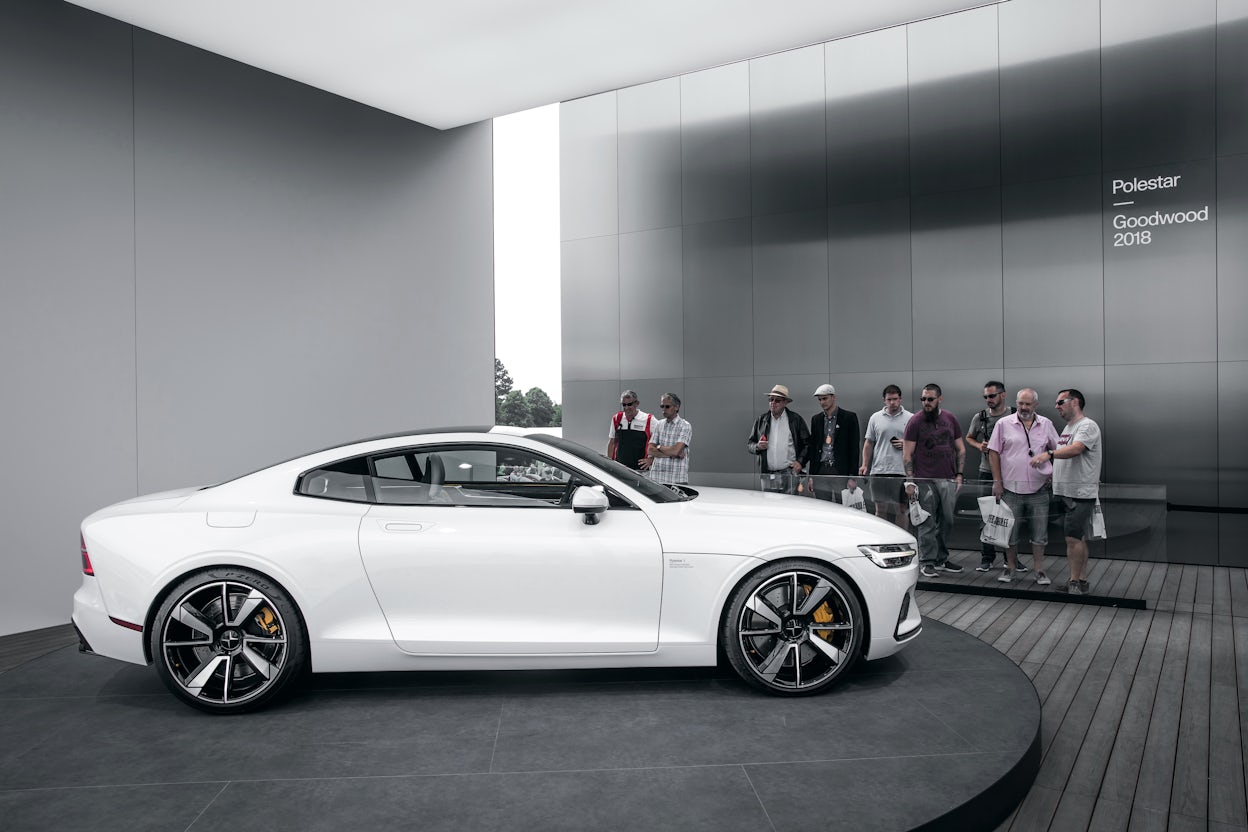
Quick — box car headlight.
[858,543,916,569]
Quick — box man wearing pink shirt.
[988,388,1060,585]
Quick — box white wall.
[0,0,494,635]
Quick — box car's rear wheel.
[151,568,306,713]
[722,560,863,695]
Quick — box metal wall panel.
[562,236,620,382]
[1102,158,1217,365]
[1002,175,1103,369]
[560,92,617,242]
[1218,153,1248,361]
[749,44,826,218]
[1101,0,1217,171]
[752,210,830,377]
[1106,362,1219,505]
[998,0,1100,183]
[825,27,909,205]
[618,78,682,234]
[907,6,1001,195]
[1219,516,1248,567]
[682,217,754,378]
[681,63,751,226]
[619,227,683,380]
[561,380,623,456]
[1219,361,1248,507]
[828,198,913,372]
[684,376,756,474]
[910,188,1003,371]
[1218,1,1248,156]
[0,0,136,635]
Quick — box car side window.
[297,455,370,502]
[370,445,576,507]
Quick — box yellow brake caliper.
[254,607,280,636]
[812,601,836,641]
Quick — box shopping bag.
[904,482,930,525]
[841,486,866,511]
[977,496,998,523]
[980,500,1015,548]
[1088,498,1107,540]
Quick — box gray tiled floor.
[0,621,1037,832]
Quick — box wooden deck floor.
[5,556,1246,831]
[921,555,1248,831]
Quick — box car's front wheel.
[722,560,863,695]
[150,568,307,713]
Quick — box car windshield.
[530,434,690,503]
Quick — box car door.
[356,443,664,654]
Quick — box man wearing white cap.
[747,384,810,494]
[805,384,860,502]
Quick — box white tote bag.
[841,486,866,511]
[1088,498,1107,540]
[979,500,1015,549]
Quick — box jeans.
[914,479,957,565]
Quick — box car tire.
[722,559,863,696]
[150,567,307,714]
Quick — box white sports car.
[73,427,922,713]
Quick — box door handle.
[382,522,429,533]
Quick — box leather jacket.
[747,409,811,474]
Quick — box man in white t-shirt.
[859,384,912,529]
[1041,388,1103,596]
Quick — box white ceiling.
[67,0,1003,130]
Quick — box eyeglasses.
[768,397,786,403]
[1055,398,1070,406]
[920,396,937,402]
[620,401,637,407]
[659,404,675,409]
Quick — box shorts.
[1062,496,1096,541]
[1001,489,1049,547]
[869,474,905,507]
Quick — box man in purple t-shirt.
[904,383,966,578]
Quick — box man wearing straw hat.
[747,384,810,494]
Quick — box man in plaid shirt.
[642,393,692,485]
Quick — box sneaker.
[920,564,939,578]
[1068,580,1082,596]
[998,569,1013,583]
[938,561,964,574]
[1078,580,1090,594]
[1035,572,1051,586]
[975,562,993,572]
[1014,561,1029,574]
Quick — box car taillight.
[81,534,94,576]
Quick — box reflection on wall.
[560,0,1248,566]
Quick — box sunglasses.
[983,393,1000,399]
[1055,398,1070,406]
[620,401,638,407]
[920,396,937,402]
[768,397,786,403]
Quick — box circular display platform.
[0,621,1038,832]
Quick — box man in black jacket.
[747,384,810,494]
[805,384,861,503]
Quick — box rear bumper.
[72,577,147,665]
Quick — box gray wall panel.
[907,6,1001,195]
[1219,515,1248,567]
[1002,175,1104,368]
[825,27,909,205]
[619,227,683,380]
[683,217,754,378]
[1106,363,1218,505]
[561,380,623,457]
[1218,153,1248,361]
[618,78,682,234]
[1218,2,1248,156]
[560,92,618,241]
[133,31,494,491]
[911,189,1003,371]
[0,0,137,635]
[999,0,1101,183]
[681,63,751,226]
[750,45,826,217]
[1219,361,1248,507]
[684,376,756,475]
[752,211,830,377]
[562,236,620,382]
[1101,0,1217,170]
[1102,159,1217,365]
[828,198,913,372]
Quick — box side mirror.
[572,485,609,525]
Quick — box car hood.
[642,486,915,558]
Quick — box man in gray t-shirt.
[966,381,1017,571]
[1046,388,1103,596]
[859,384,911,529]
